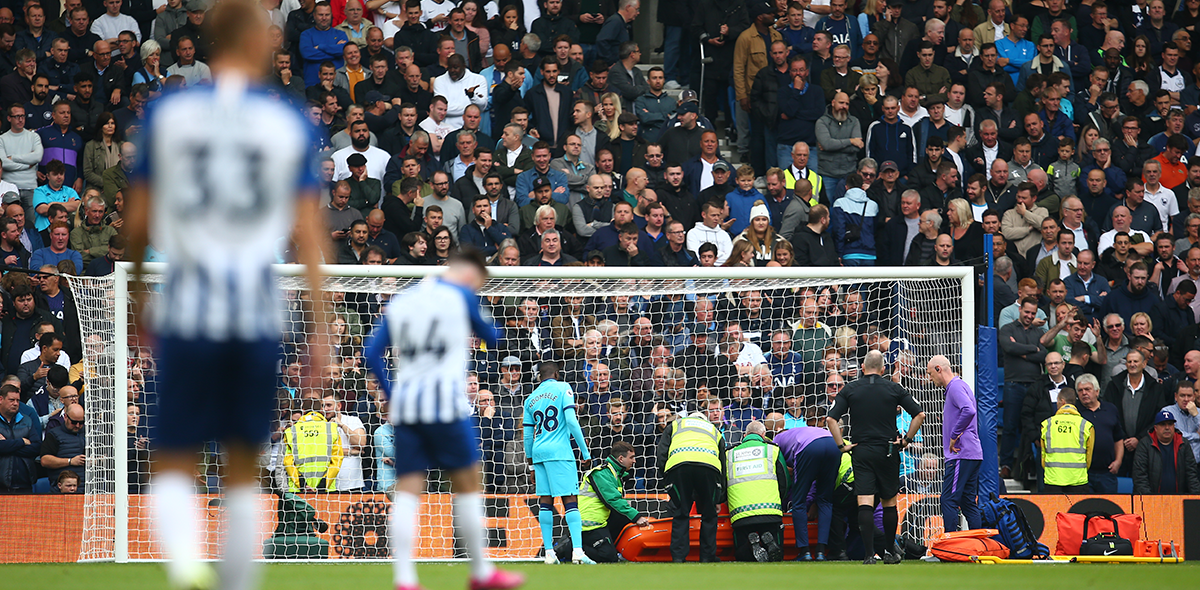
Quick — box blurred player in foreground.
[124,1,332,589]
[365,250,524,590]
[522,361,593,564]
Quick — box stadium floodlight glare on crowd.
[67,263,973,562]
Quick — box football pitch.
[10,561,1199,590]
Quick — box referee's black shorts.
[851,443,901,498]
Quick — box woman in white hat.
[733,200,785,266]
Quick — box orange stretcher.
[614,514,820,562]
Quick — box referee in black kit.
[825,350,926,564]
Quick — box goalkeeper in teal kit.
[523,361,594,564]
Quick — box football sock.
[220,484,260,590]
[153,471,202,581]
[564,501,583,551]
[392,492,419,587]
[455,492,496,580]
[538,503,555,554]
[882,505,899,553]
[858,505,876,558]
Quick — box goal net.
[67,264,973,562]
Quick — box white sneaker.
[544,552,560,564]
[664,80,682,90]
[572,548,596,564]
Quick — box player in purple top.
[928,355,982,532]
[774,424,839,561]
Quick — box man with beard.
[655,166,697,232]
[815,91,862,195]
[1100,260,1161,329]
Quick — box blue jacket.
[865,118,916,175]
[815,15,863,59]
[514,167,570,207]
[777,80,826,146]
[830,187,878,259]
[0,402,42,490]
[1063,272,1110,320]
[299,27,349,85]
[725,186,766,235]
[1040,110,1075,141]
[766,350,805,389]
[459,220,513,257]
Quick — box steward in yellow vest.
[655,412,725,563]
[554,442,650,563]
[284,410,343,493]
[1039,391,1094,493]
[726,423,790,562]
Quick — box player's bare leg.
[449,464,524,590]
[153,451,216,590]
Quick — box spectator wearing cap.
[1133,409,1200,493]
[343,153,381,214]
[608,111,648,176]
[300,1,349,85]
[658,101,704,169]
[432,54,487,132]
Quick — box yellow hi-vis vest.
[665,416,722,472]
[725,437,783,523]
[1041,408,1092,487]
[783,167,822,205]
[578,462,619,531]
[284,412,342,492]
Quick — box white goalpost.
[68,263,974,563]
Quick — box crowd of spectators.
[5,0,1200,497]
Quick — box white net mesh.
[69,267,969,561]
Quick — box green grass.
[8,561,1199,590]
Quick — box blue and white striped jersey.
[137,76,319,341]
[364,277,499,425]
